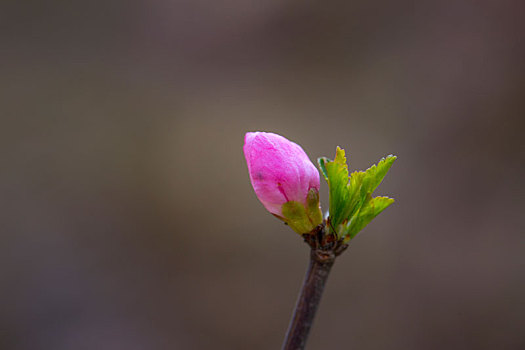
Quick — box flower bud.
[243,132,323,234]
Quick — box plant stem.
[281,248,335,350]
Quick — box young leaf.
[344,196,394,240]
[363,155,397,193]
[318,147,352,235]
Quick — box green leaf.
[363,155,397,193]
[318,147,351,234]
[318,148,396,240]
[345,196,394,240]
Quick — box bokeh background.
[2,1,524,349]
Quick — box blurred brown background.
[1,1,524,349]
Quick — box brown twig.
[281,224,348,350]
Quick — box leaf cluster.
[318,147,396,241]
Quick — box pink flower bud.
[243,132,322,233]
